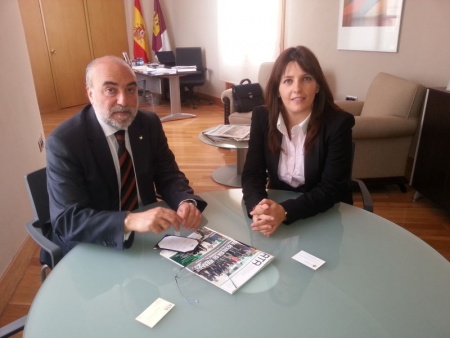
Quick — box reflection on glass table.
[24,189,450,338]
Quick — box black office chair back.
[175,47,206,108]
[175,47,203,68]
[25,167,50,224]
[24,168,63,275]
[176,47,205,85]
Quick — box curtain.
[218,0,282,84]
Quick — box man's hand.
[177,202,202,230]
[250,199,286,236]
[124,207,182,234]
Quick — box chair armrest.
[335,100,364,116]
[223,96,231,124]
[353,116,417,139]
[0,315,27,338]
[26,220,63,268]
[220,88,233,102]
[351,178,374,212]
[221,88,234,124]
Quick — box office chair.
[0,315,27,338]
[175,47,210,109]
[0,168,62,337]
[24,167,63,282]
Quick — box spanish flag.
[152,0,171,52]
[133,0,150,62]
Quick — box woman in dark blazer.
[242,46,355,236]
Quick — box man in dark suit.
[46,55,206,255]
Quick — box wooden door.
[85,0,128,58]
[40,0,92,108]
[18,0,59,113]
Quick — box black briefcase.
[231,79,264,112]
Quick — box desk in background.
[24,190,450,337]
[134,68,198,122]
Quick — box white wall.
[125,0,450,101]
[164,0,221,96]
[0,0,46,276]
[284,0,450,100]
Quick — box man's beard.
[101,105,138,129]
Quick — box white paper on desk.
[132,65,147,71]
[136,298,174,328]
[292,250,325,270]
[155,235,199,253]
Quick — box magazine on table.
[159,227,274,294]
[202,124,250,142]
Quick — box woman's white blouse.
[277,113,310,188]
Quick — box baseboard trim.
[199,93,223,107]
[0,237,37,316]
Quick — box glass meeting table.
[24,189,450,337]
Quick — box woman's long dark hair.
[265,46,341,154]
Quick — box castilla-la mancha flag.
[133,0,150,62]
[152,0,171,52]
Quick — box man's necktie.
[114,130,138,211]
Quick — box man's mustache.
[111,106,134,113]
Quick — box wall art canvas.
[337,0,404,52]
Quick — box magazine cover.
[160,227,274,294]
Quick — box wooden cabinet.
[411,88,450,211]
[19,0,128,111]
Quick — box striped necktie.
[114,130,138,211]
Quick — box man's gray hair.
[85,55,131,88]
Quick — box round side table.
[198,131,248,187]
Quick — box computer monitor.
[156,51,176,67]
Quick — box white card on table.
[136,298,175,328]
[292,250,325,270]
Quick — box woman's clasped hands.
[250,199,286,237]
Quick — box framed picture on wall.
[337,0,404,53]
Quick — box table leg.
[212,165,241,187]
[236,148,248,175]
[212,148,248,187]
[160,76,196,122]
